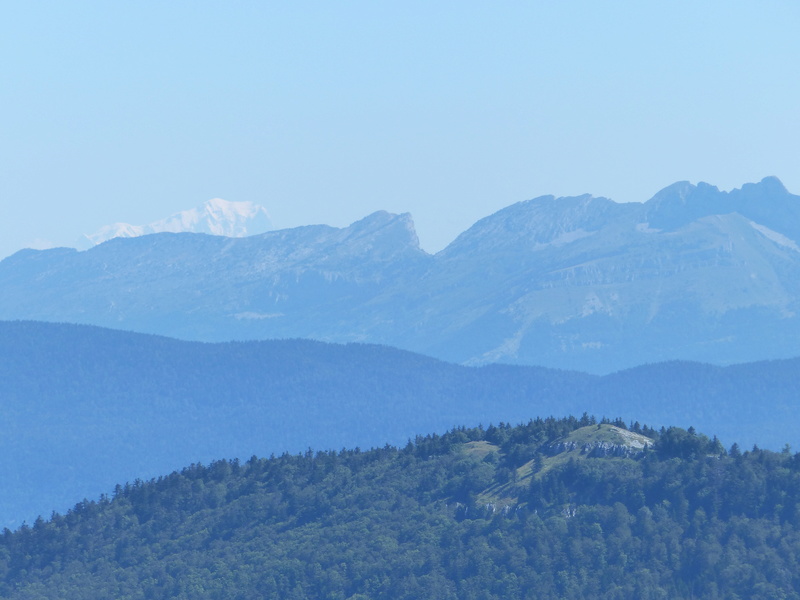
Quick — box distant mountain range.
[74,198,273,249]
[2,177,800,372]
[1,321,798,528]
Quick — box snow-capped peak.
[76,199,273,249]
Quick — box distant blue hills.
[1,320,798,528]
[3,177,800,373]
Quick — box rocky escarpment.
[546,440,650,459]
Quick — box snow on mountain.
[75,199,273,249]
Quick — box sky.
[2,1,799,259]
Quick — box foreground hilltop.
[2,417,798,599]
[3,177,800,372]
[2,320,799,530]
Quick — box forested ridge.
[4,320,800,528]
[2,416,800,599]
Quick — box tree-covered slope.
[0,320,588,528]
[3,320,800,530]
[2,418,800,599]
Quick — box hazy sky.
[2,1,799,259]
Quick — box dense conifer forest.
[4,320,800,528]
[2,416,800,599]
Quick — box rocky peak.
[643,176,798,234]
[735,176,790,200]
[438,193,627,259]
[308,212,427,266]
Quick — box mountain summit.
[75,198,273,249]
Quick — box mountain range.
[2,177,798,373]
[73,197,273,249]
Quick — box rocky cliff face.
[3,177,800,372]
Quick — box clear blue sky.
[2,1,799,259]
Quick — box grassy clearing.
[470,424,654,506]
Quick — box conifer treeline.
[2,416,800,599]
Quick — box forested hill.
[2,320,800,528]
[2,417,800,599]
